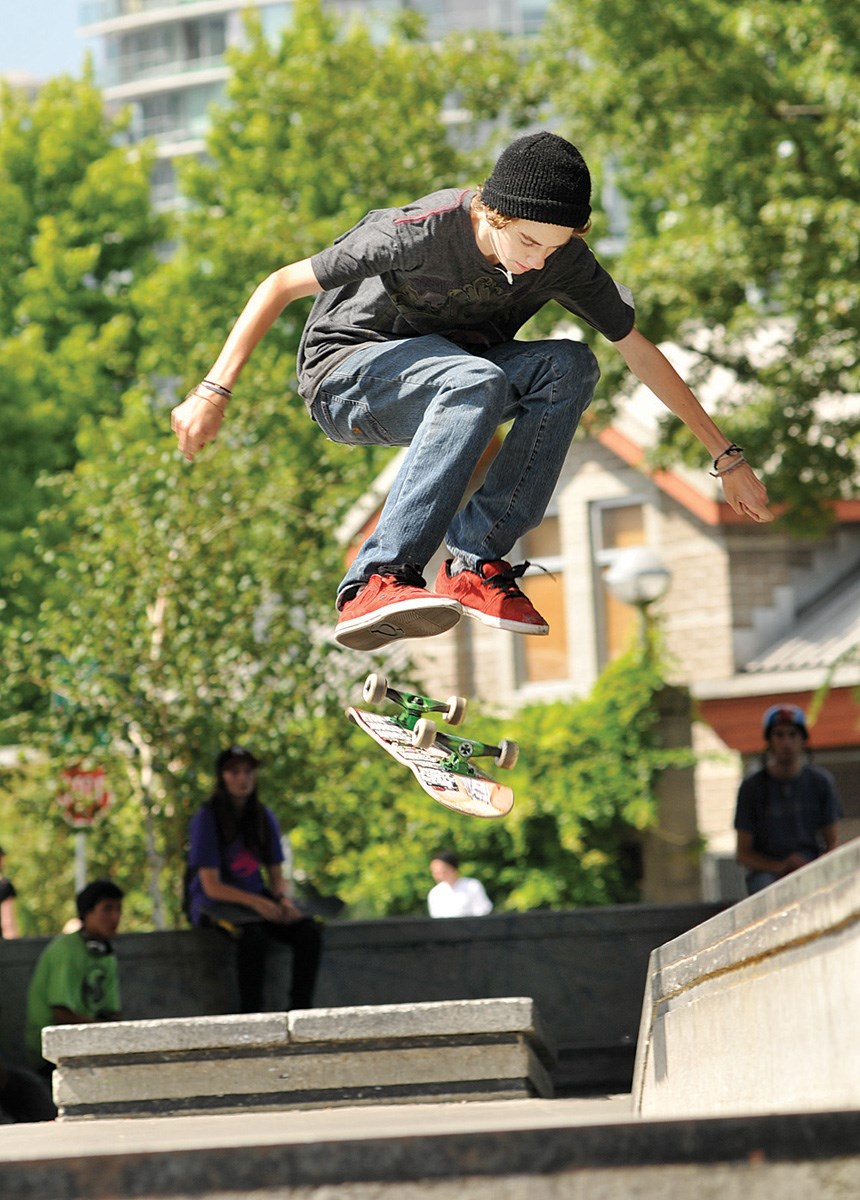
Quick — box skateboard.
[292,883,346,920]
[347,673,517,818]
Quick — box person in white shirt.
[427,850,493,918]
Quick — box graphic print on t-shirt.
[228,845,262,881]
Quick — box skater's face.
[221,760,257,803]
[477,213,574,275]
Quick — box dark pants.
[0,1062,56,1122]
[234,917,323,1012]
[199,899,324,1012]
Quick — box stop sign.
[57,766,112,830]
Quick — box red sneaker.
[434,559,549,635]
[334,569,462,651]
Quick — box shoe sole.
[459,606,549,636]
[334,598,463,651]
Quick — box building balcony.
[98,49,226,91]
[102,62,228,101]
[79,0,284,37]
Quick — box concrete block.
[632,839,860,1117]
[46,998,555,1118]
[289,996,555,1058]
[43,1012,288,1060]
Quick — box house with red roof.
[336,343,860,901]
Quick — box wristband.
[201,379,232,399]
[710,455,748,478]
[712,443,743,470]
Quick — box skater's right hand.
[170,382,228,462]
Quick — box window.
[591,500,646,666]
[519,516,568,682]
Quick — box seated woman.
[186,746,322,1011]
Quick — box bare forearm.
[201,878,264,909]
[207,261,319,389]
[171,259,322,462]
[615,330,732,458]
[614,328,774,522]
[0,900,18,939]
[822,824,839,852]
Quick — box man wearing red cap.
[734,705,842,894]
[172,132,773,650]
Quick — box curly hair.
[471,187,591,238]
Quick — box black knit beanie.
[481,131,592,228]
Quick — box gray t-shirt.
[297,188,635,404]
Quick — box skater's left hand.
[720,462,775,523]
[171,383,227,462]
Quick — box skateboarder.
[171,132,774,651]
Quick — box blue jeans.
[311,335,599,600]
[746,870,780,894]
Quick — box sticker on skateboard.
[347,673,517,819]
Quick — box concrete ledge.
[632,838,860,1117]
[1,1101,859,1199]
[44,998,556,1119]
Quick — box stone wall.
[0,903,724,1093]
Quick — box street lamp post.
[604,548,702,903]
[604,546,671,639]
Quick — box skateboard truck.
[362,673,519,774]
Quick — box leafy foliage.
[1,635,683,931]
[7,0,854,930]
[532,0,860,533]
[0,0,528,930]
[0,73,165,605]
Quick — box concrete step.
[0,1097,858,1199]
[43,997,555,1119]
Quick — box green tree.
[532,0,860,532]
[289,639,689,916]
[1,1,700,928]
[0,73,165,607]
[0,1,525,929]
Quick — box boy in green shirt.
[26,879,123,1072]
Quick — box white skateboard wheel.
[363,673,388,704]
[412,718,437,749]
[496,740,519,770]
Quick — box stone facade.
[356,427,860,900]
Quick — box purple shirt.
[187,804,284,927]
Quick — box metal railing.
[98,50,225,88]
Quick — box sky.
[0,1,85,79]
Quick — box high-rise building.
[78,0,548,208]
